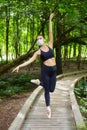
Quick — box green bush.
[75,80,87,98]
[0,72,38,97]
[74,80,87,124]
[77,124,87,130]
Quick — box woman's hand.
[49,13,55,21]
[12,66,20,73]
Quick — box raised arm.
[48,13,54,48]
[12,50,40,73]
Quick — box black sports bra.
[40,46,54,62]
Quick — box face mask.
[37,39,44,46]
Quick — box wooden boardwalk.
[21,74,84,130]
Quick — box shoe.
[30,79,40,85]
[47,106,51,119]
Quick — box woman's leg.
[43,78,51,118]
[42,73,50,106]
[49,69,56,92]
[41,66,51,118]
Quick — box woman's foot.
[47,106,51,119]
[31,79,40,85]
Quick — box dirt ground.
[0,62,87,130]
[0,92,34,130]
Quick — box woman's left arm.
[48,13,54,48]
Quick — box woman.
[12,13,57,118]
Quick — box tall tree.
[5,3,10,62]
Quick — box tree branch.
[54,34,87,47]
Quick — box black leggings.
[40,64,57,106]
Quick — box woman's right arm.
[48,13,54,48]
[12,50,40,72]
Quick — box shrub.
[0,72,38,97]
[74,80,87,124]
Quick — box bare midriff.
[43,58,56,66]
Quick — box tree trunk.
[56,46,63,75]
[77,26,83,70]
[55,15,63,75]
[73,43,76,58]
[15,11,19,58]
[30,15,34,46]
[26,19,29,51]
[63,45,68,66]
[5,6,10,63]
[77,44,81,70]
[69,45,71,59]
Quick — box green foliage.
[74,80,87,122]
[77,121,87,130]
[74,80,87,98]
[0,72,37,97]
[0,0,87,61]
[77,125,87,130]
